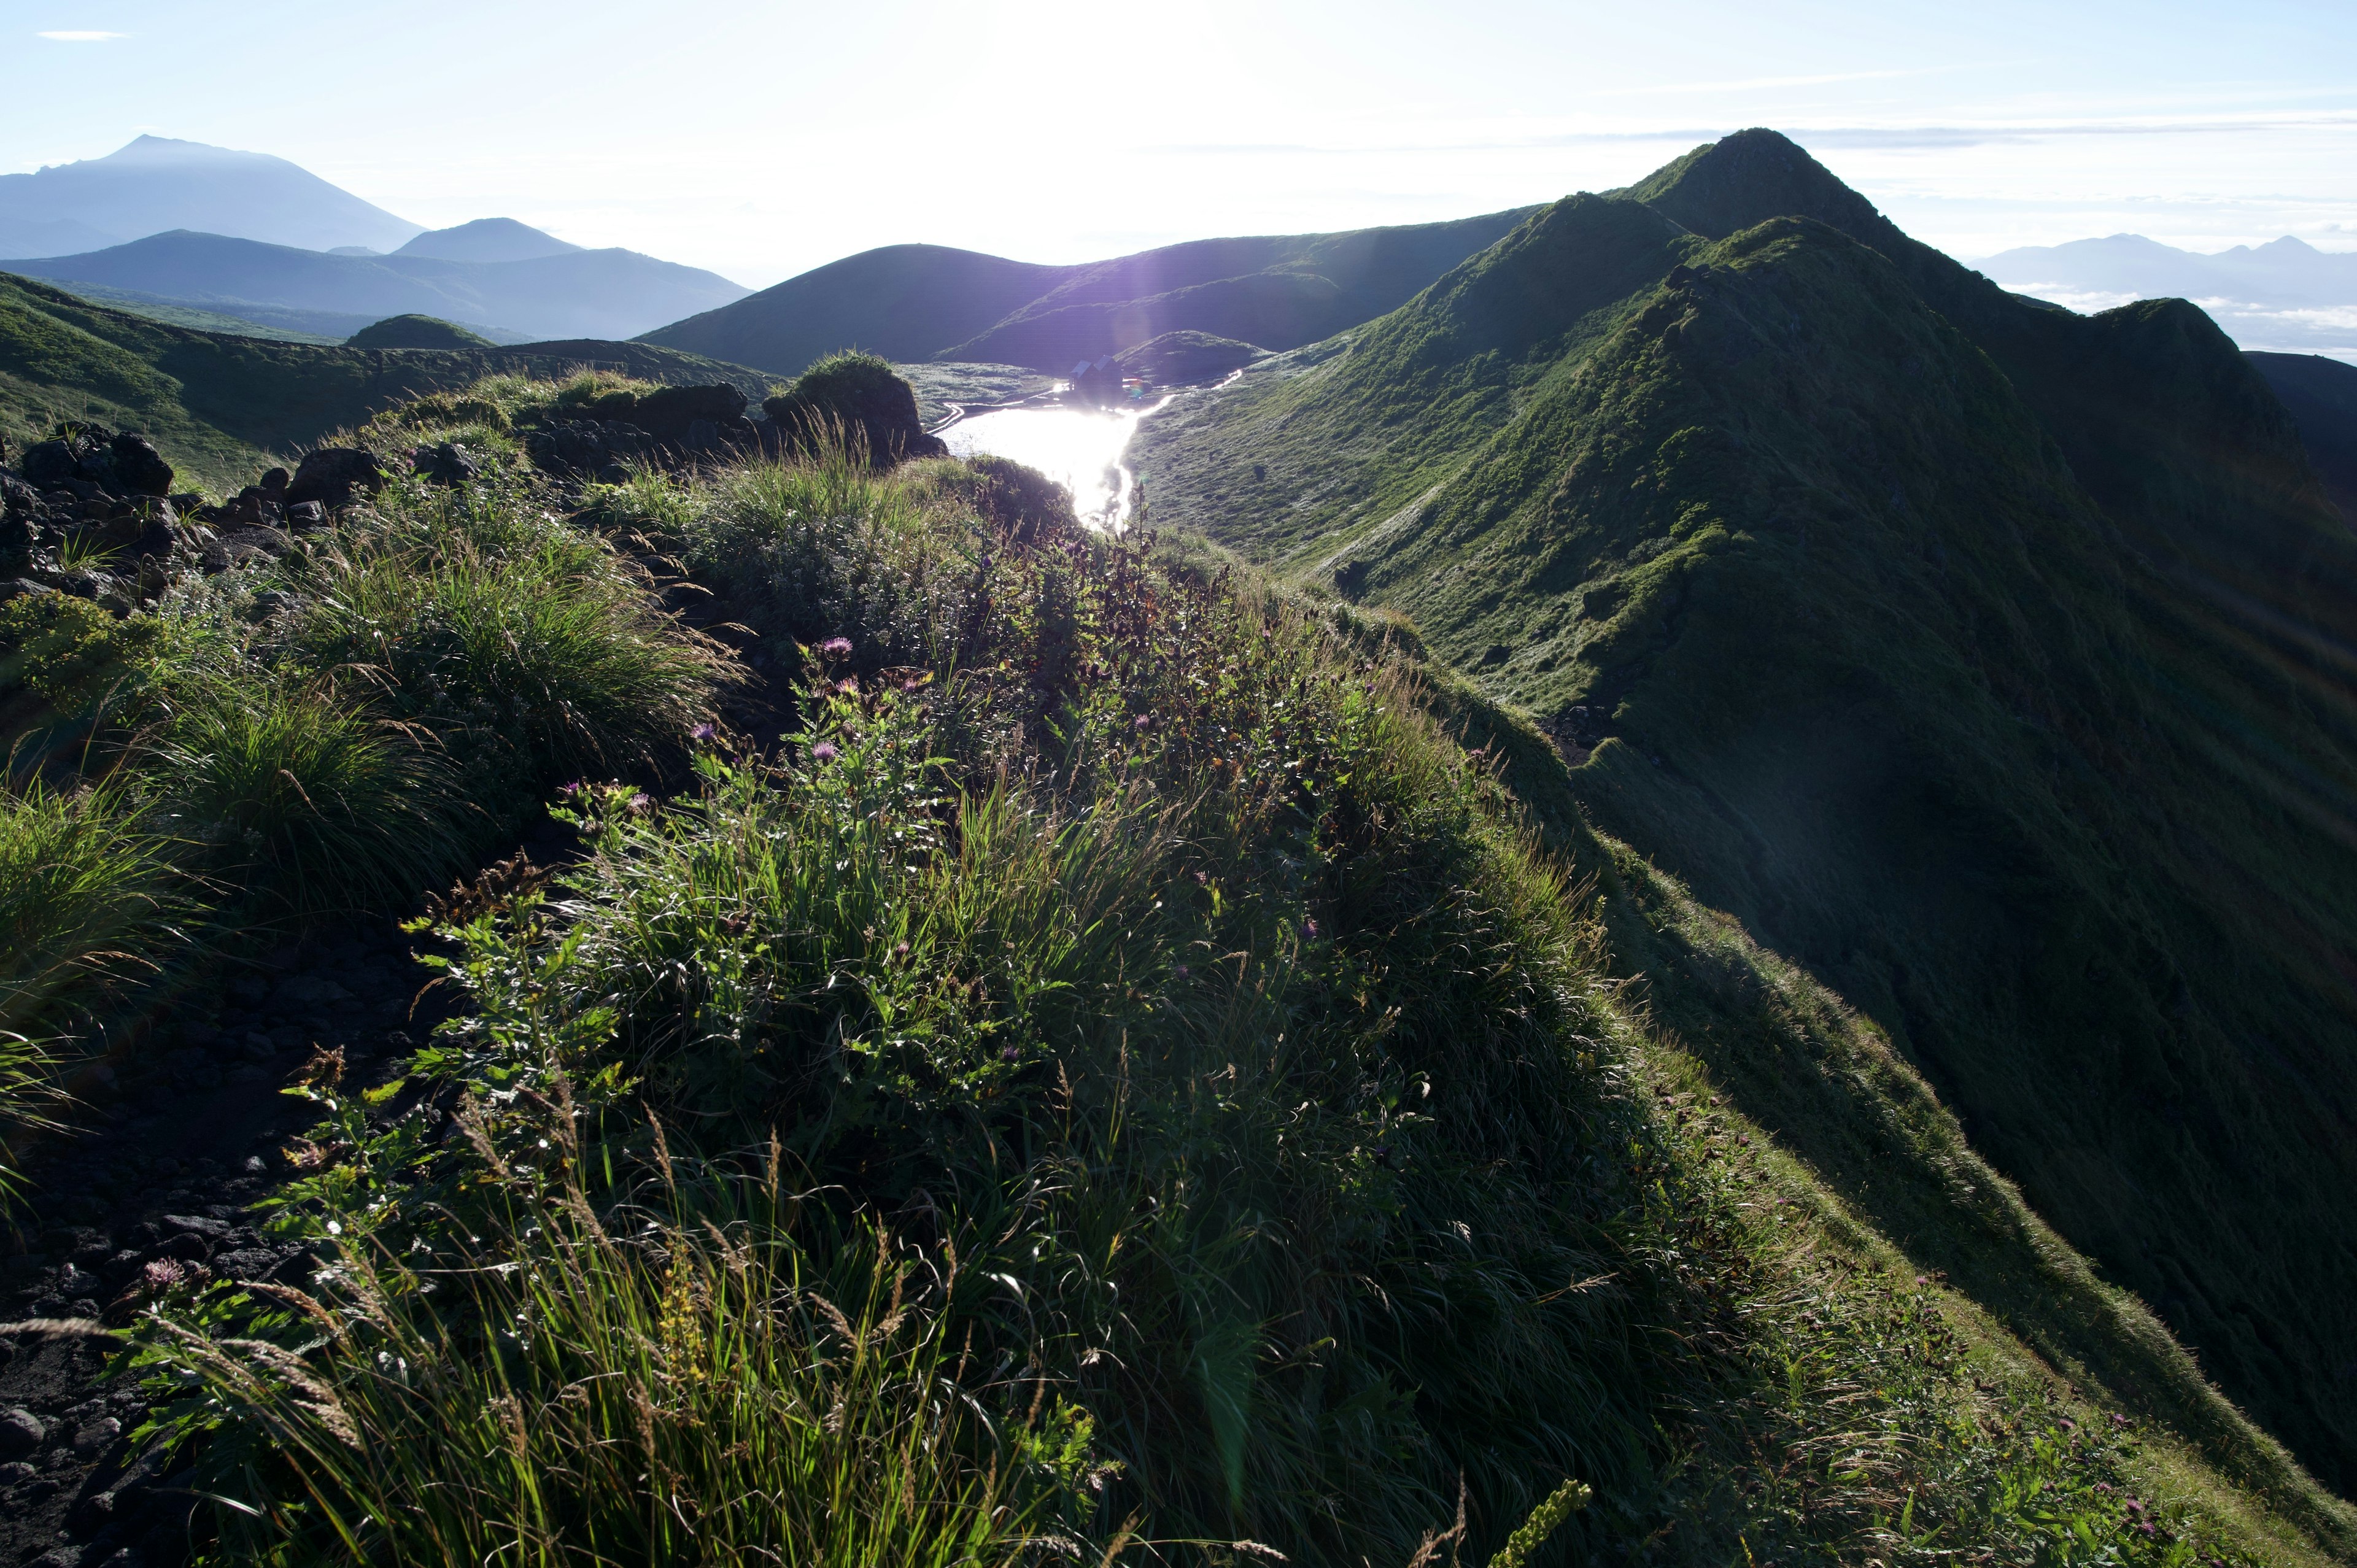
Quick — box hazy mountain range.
[1981,233,2357,359]
[10,227,748,343]
[0,139,746,342]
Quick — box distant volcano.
[0,134,424,257]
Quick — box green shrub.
[0,773,177,1035]
[0,592,166,717]
[153,682,470,913]
[289,497,737,790]
[687,442,976,672]
[158,1167,1092,1567]
[0,775,177,1205]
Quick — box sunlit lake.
[939,400,1168,530]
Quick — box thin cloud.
[37,29,127,41]
[1145,112,2357,160]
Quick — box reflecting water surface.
[939,400,1168,530]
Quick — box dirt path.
[0,820,579,1567]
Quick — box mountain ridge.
[640,209,1538,377]
[1132,129,2357,1494]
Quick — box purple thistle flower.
[627,792,652,813]
[811,741,840,763]
[142,1258,190,1291]
[1174,964,1190,979]
[1304,918,1322,940]
[999,1045,1021,1063]
[1133,714,1151,730]
[819,636,853,658]
[558,781,584,798]
[691,723,718,743]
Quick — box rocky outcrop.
[0,421,195,612]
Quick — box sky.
[6,0,2356,289]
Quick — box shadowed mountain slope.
[2251,351,2357,523]
[0,135,422,257]
[0,271,764,490]
[1132,131,2357,1496]
[9,230,748,342]
[641,244,1078,377]
[638,211,1536,377]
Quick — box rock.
[31,1547,85,1568]
[60,1268,101,1297]
[160,1213,229,1239]
[270,976,350,1011]
[72,1416,120,1457]
[282,501,327,531]
[0,1460,31,1483]
[154,1233,209,1264]
[411,442,481,486]
[260,466,290,499]
[525,420,650,480]
[284,448,384,511]
[21,441,80,489]
[211,1249,281,1282]
[0,1407,44,1458]
[1,577,56,602]
[108,434,173,497]
[631,383,746,439]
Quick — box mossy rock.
[763,351,947,466]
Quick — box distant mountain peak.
[395,217,583,264]
[0,134,422,255]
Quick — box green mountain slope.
[1133,134,2357,1497]
[0,271,768,491]
[639,211,1536,377]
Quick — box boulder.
[630,383,746,439]
[108,433,173,496]
[411,442,481,486]
[21,441,79,490]
[284,448,385,511]
[0,1407,42,1458]
[284,501,328,532]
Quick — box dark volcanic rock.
[630,383,746,439]
[21,442,79,490]
[0,1408,42,1458]
[106,434,172,497]
[411,442,481,486]
[284,448,385,511]
[525,420,651,480]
